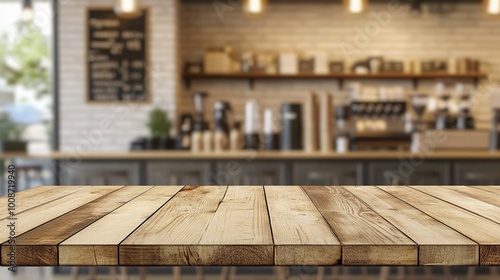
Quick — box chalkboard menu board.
[87,8,148,102]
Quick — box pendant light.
[344,0,367,14]
[243,0,268,15]
[114,0,142,19]
[485,0,500,15]
[21,0,34,23]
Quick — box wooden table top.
[1,185,499,267]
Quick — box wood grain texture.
[411,186,500,223]
[120,186,228,265]
[0,186,122,261]
[0,186,89,220]
[121,186,273,266]
[466,186,500,195]
[345,186,478,266]
[2,185,499,267]
[59,186,183,265]
[303,186,417,266]
[265,186,340,265]
[1,186,152,266]
[196,186,273,265]
[380,186,500,266]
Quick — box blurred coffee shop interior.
[1,0,500,278]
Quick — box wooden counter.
[1,185,499,266]
[3,150,500,160]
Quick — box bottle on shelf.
[230,121,243,151]
[263,108,280,150]
[203,128,214,152]
[191,130,203,153]
[335,105,350,154]
[244,99,261,150]
[281,103,302,150]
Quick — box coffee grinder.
[214,101,232,151]
[214,101,232,136]
[193,92,208,132]
[410,94,429,153]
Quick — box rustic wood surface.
[0,185,499,266]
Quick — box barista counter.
[2,150,500,187]
[3,150,500,160]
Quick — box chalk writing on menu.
[87,9,147,102]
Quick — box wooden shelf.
[182,72,488,90]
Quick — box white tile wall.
[59,0,179,152]
[179,2,500,129]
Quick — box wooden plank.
[411,186,500,223]
[59,186,183,265]
[380,186,500,266]
[302,186,417,266]
[467,186,500,195]
[0,186,89,220]
[121,186,274,266]
[345,186,478,265]
[1,186,152,266]
[120,186,229,266]
[0,186,123,266]
[265,186,341,265]
[196,186,273,265]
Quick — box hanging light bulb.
[21,0,34,23]
[243,0,268,15]
[114,0,142,19]
[485,0,500,15]
[344,0,367,14]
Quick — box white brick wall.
[179,2,500,129]
[59,0,179,152]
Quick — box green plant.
[0,119,24,141]
[0,23,50,98]
[147,108,171,138]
